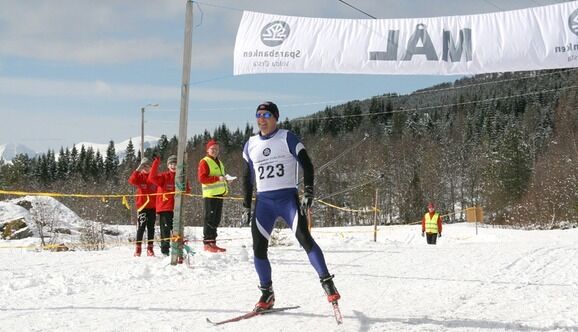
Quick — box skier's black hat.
[256,101,279,120]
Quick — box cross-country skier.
[241,101,340,311]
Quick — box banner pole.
[171,0,193,266]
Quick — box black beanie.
[256,101,279,120]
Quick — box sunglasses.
[255,112,273,119]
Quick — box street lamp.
[141,103,159,157]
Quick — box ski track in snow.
[0,223,577,331]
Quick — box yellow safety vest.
[424,212,439,233]
[201,156,228,197]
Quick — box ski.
[206,306,300,326]
[331,301,343,325]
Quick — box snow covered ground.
[1,219,578,331]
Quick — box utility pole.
[171,0,193,265]
[140,103,159,157]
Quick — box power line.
[189,69,575,114]
[190,74,233,86]
[290,84,578,122]
[481,0,504,11]
[410,69,576,96]
[336,0,377,19]
[191,1,244,12]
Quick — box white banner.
[234,2,578,75]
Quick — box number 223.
[258,164,285,179]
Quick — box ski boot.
[204,243,219,253]
[213,243,226,252]
[320,274,341,302]
[204,241,226,253]
[254,285,275,312]
[134,244,142,257]
[146,243,155,256]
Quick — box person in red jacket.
[422,202,443,245]
[148,155,190,256]
[197,139,233,253]
[128,157,157,256]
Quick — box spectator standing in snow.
[197,139,233,253]
[128,157,157,256]
[241,101,340,312]
[422,202,443,245]
[148,155,190,256]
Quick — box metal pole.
[139,104,158,158]
[475,205,479,235]
[171,0,193,265]
[140,107,145,158]
[373,188,378,242]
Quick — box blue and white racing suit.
[242,128,330,288]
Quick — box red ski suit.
[148,158,190,213]
[128,171,157,211]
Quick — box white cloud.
[0,76,174,100]
[0,1,183,64]
[94,80,113,95]
[0,0,554,67]
[0,76,290,103]
[1,36,180,64]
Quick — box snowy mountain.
[0,143,37,162]
[0,136,159,162]
[73,135,159,160]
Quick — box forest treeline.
[1,69,577,230]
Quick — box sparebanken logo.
[263,148,271,156]
[261,21,290,47]
[569,8,578,36]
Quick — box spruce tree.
[342,101,362,132]
[124,139,136,166]
[47,150,57,182]
[70,146,79,176]
[213,123,231,148]
[104,141,118,180]
[157,135,170,159]
[5,153,31,184]
[369,96,384,124]
[94,150,104,182]
[243,124,253,141]
[321,106,339,136]
[57,147,69,180]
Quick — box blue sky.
[0,0,568,153]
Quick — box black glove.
[242,207,251,226]
[300,185,314,216]
[421,232,425,237]
[438,233,442,238]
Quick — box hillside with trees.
[1,69,577,230]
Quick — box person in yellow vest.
[421,202,443,245]
[198,139,234,253]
